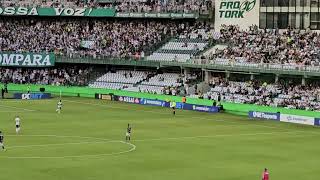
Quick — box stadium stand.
[89,70,187,95]
[124,85,164,94]
[140,73,182,87]
[0,66,91,86]
[94,70,148,84]
[0,19,191,59]
[0,2,319,112]
[114,0,212,13]
[209,25,320,67]
[147,24,214,62]
[202,77,320,111]
[0,0,212,14]
[89,82,134,90]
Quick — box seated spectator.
[0,66,91,86]
[210,25,320,67]
[202,77,320,111]
[0,18,190,59]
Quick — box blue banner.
[140,98,169,107]
[314,118,320,126]
[248,111,280,121]
[175,102,184,109]
[188,104,219,113]
[112,95,219,113]
[14,93,51,99]
[178,103,219,113]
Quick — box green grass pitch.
[0,97,319,180]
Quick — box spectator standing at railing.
[1,88,4,99]
[27,85,31,93]
[0,67,91,86]
[4,82,8,93]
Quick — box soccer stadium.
[0,0,320,179]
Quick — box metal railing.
[56,56,320,76]
[190,59,320,75]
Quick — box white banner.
[80,40,95,49]
[280,114,315,126]
[214,0,260,30]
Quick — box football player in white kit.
[56,100,63,114]
[15,115,21,134]
[126,124,132,141]
[0,131,5,151]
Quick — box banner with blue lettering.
[248,111,280,121]
[181,103,219,113]
[314,118,320,126]
[112,95,219,113]
[140,98,169,107]
[14,93,51,99]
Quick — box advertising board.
[280,114,315,126]
[14,93,51,99]
[248,111,280,121]
[215,0,260,30]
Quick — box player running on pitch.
[262,168,269,180]
[126,124,132,141]
[56,100,63,114]
[0,131,5,151]
[15,115,21,134]
[170,101,176,115]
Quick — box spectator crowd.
[0,66,91,86]
[115,0,212,14]
[1,64,319,111]
[204,76,320,111]
[0,18,193,59]
[212,25,320,67]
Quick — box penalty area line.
[132,130,318,142]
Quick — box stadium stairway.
[87,67,106,85]
[147,38,212,62]
[133,72,157,87]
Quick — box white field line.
[0,110,32,112]
[2,99,284,131]
[2,99,310,130]
[2,135,136,159]
[62,100,284,130]
[134,131,320,142]
[7,141,114,148]
[0,99,55,102]
[3,99,320,135]
[5,141,136,159]
[63,100,320,137]
[0,104,36,112]
[2,129,319,159]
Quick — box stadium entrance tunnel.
[0,135,135,159]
